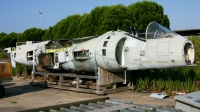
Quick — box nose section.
[170,36,195,67]
[183,41,195,65]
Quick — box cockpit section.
[145,22,178,39]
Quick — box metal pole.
[96,67,100,94]
[15,64,17,77]
[123,70,126,84]
[31,50,35,85]
[39,12,42,28]
[25,65,26,76]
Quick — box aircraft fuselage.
[5,22,195,73]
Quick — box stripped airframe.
[5,22,195,73]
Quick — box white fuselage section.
[5,22,195,73]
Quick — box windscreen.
[145,22,178,39]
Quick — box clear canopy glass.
[145,22,178,39]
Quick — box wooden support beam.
[59,76,63,90]
[76,77,80,90]
[43,74,48,88]
[98,67,124,85]
[33,68,131,94]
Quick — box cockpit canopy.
[145,22,178,39]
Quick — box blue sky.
[0,0,200,34]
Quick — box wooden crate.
[0,62,11,78]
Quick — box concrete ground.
[0,77,175,112]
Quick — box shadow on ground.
[2,81,49,98]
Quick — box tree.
[89,6,109,35]
[18,28,44,42]
[63,14,82,38]
[0,32,18,48]
[78,13,94,37]
[0,32,7,38]
[42,1,169,39]
[42,27,54,40]
[127,1,169,33]
[102,4,128,31]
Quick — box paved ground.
[0,77,175,112]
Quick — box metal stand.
[30,50,37,86]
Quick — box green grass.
[134,67,199,93]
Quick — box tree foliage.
[0,32,18,48]
[17,28,44,42]
[42,1,169,40]
[0,1,170,47]
[127,1,169,32]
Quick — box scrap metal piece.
[136,105,156,111]
[60,107,80,112]
[49,109,60,112]
[128,107,147,112]
[149,93,169,99]
[70,106,93,112]
[18,97,184,112]
[110,99,133,104]
[79,104,101,110]
[174,91,200,112]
